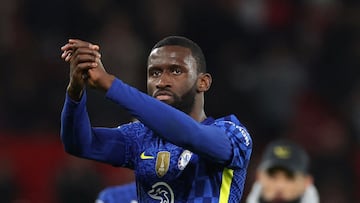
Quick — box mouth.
[153,90,173,101]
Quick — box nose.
[155,73,172,89]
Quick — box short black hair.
[151,36,207,73]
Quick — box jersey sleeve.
[105,78,251,165]
[213,115,253,169]
[60,91,136,166]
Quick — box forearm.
[60,91,128,165]
[106,78,233,163]
[60,92,93,156]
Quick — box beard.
[170,83,197,114]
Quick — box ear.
[197,73,212,92]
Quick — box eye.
[149,69,162,77]
[171,67,182,75]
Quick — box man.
[95,182,137,203]
[60,36,252,202]
[246,139,319,203]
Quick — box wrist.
[101,74,116,91]
[67,83,84,101]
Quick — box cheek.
[259,177,277,199]
[147,81,155,95]
[180,80,197,95]
[263,178,307,200]
[259,174,300,200]
[287,178,308,198]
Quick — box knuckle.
[75,54,82,61]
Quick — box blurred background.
[0,0,359,202]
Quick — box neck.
[188,95,207,122]
[189,110,207,122]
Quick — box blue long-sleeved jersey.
[61,78,252,202]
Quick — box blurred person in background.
[246,139,319,203]
[95,182,137,203]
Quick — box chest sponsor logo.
[178,150,192,170]
[155,151,170,178]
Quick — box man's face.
[257,169,312,203]
[147,45,198,114]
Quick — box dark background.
[0,0,359,202]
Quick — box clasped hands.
[61,39,115,100]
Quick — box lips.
[153,90,173,100]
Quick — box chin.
[158,99,173,105]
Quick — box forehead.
[148,45,196,69]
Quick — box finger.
[61,42,76,51]
[61,50,72,59]
[61,40,100,63]
[73,47,101,59]
[76,62,98,70]
[68,39,83,44]
[69,39,100,50]
[72,53,99,65]
[91,44,100,50]
[65,51,72,62]
[60,50,74,62]
[64,42,100,51]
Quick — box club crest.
[178,150,193,170]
